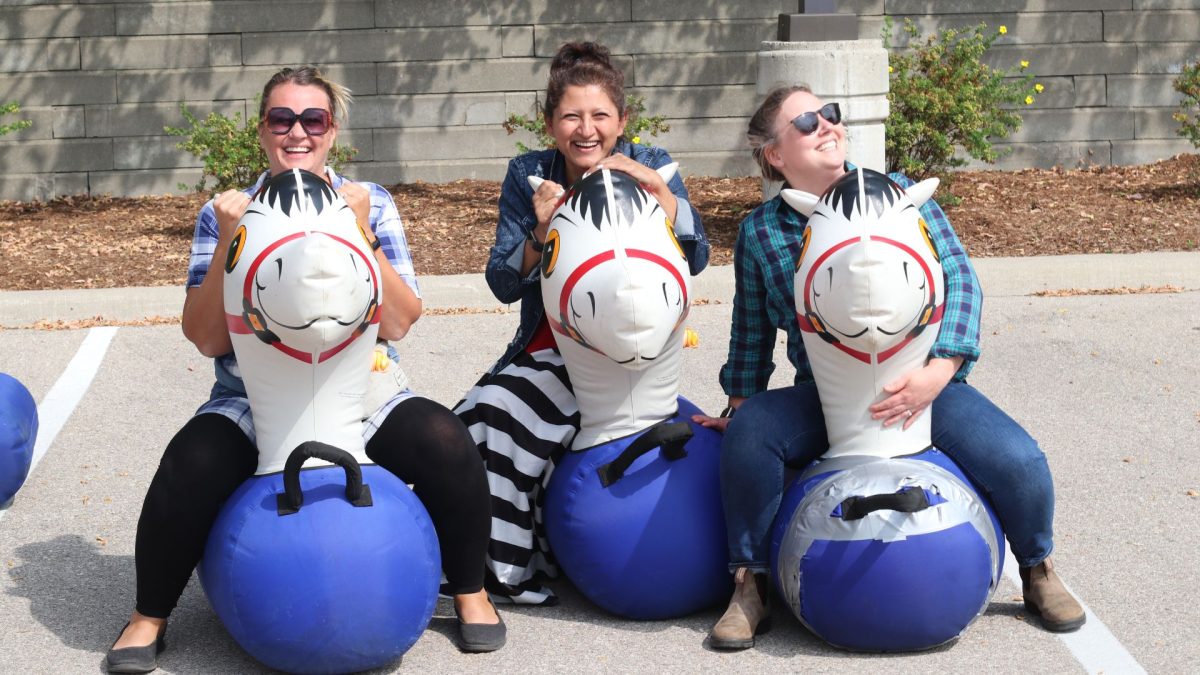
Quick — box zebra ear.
[905,177,940,207]
[527,176,545,193]
[655,162,679,184]
[781,188,821,218]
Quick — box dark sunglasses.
[264,107,333,136]
[788,103,842,135]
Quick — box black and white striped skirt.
[454,348,579,605]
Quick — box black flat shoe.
[455,596,506,653]
[105,622,167,674]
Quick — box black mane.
[822,168,905,221]
[255,169,337,216]
[565,169,649,231]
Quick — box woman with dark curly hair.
[454,41,711,605]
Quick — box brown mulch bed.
[1,155,1198,291]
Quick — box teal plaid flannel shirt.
[718,172,982,398]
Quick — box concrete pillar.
[756,39,890,197]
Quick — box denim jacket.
[484,138,711,374]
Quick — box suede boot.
[709,568,771,650]
[1020,557,1086,632]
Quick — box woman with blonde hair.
[699,85,1085,649]
[106,66,502,673]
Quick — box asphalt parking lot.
[1,252,1197,674]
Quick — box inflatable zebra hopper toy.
[220,169,382,471]
[0,373,38,509]
[532,165,731,620]
[769,168,1006,652]
[198,169,440,674]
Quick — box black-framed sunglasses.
[264,107,333,136]
[788,103,842,136]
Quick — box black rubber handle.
[276,441,374,516]
[839,485,929,521]
[596,421,693,488]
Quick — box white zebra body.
[784,168,943,459]
[532,165,691,449]
[222,169,382,474]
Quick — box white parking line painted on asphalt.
[0,327,118,523]
[1004,549,1147,674]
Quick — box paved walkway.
[3,251,1197,324]
[1,251,1197,673]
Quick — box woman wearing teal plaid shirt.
[697,86,1085,650]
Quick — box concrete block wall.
[0,0,791,200]
[848,0,1200,170]
[0,1,1198,199]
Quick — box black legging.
[134,397,490,618]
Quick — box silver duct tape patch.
[777,455,1002,621]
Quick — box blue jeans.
[721,381,1055,572]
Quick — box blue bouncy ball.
[0,373,38,508]
[770,448,1005,652]
[543,396,731,620]
[199,443,441,674]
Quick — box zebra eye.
[918,217,940,263]
[225,225,247,273]
[540,229,561,278]
[795,227,812,272]
[664,217,684,258]
[356,220,373,249]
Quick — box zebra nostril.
[587,291,596,317]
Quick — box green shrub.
[1173,59,1200,149]
[165,103,356,193]
[883,18,1040,184]
[0,102,33,137]
[502,94,670,154]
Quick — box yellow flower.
[1034,83,1044,93]
[889,65,894,73]
[1025,95,1034,105]
[999,25,1008,35]
[1020,60,1030,69]
[631,135,641,145]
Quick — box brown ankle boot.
[709,568,771,650]
[1019,557,1086,632]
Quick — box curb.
[1,251,1197,327]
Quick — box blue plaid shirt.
[719,171,982,398]
[187,167,419,441]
